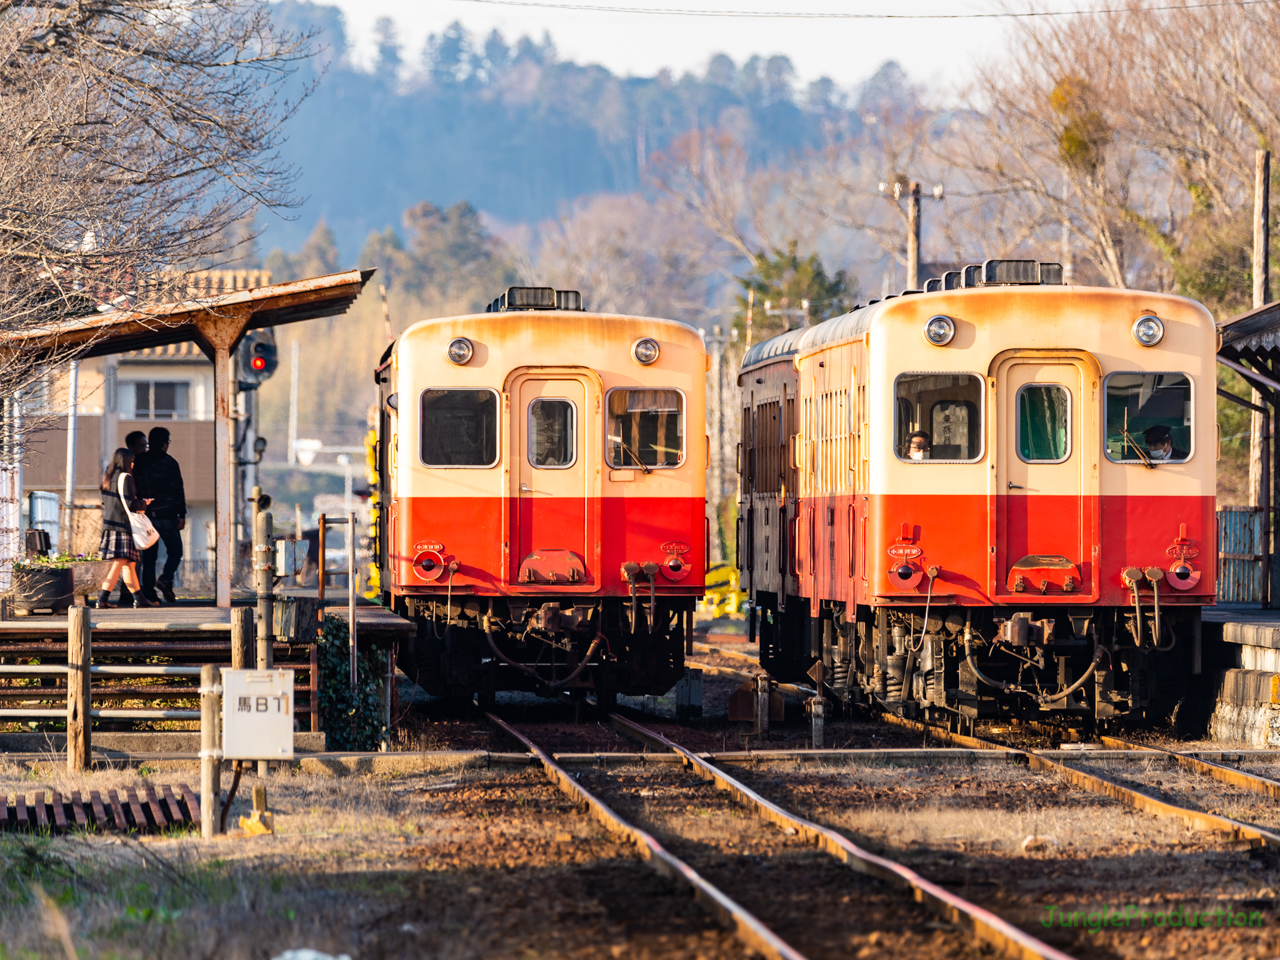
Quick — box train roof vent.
[1039,262,1064,285]
[943,271,962,290]
[900,289,923,297]
[487,286,578,312]
[925,278,942,292]
[982,259,1040,285]
[555,289,583,310]
[962,264,982,287]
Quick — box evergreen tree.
[736,242,855,341]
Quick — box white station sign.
[221,669,295,760]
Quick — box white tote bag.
[119,473,160,550]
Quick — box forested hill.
[267,1,886,257]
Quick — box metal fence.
[1217,506,1265,603]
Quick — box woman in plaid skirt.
[97,447,156,609]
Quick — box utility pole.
[880,177,944,292]
[62,360,78,554]
[287,339,299,466]
[701,325,729,565]
[1251,149,1271,513]
[906,181,921,290]
[745,289,754,347]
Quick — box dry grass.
[0,763,624,960]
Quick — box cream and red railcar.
[373,287,706,701]
[739,261,1215,727]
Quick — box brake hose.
[431,564,458,640]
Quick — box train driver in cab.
[905,431,932,461]
[1143,424,1187,462]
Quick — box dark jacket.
[101,472,145,531]
[134,450,186,521]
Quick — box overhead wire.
[447,0,1280,18]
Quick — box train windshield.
[1105,372,1192,464]
[420,389,498,467]
[607,389,684,468]
[894,374,984,462]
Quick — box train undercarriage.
[756,592,1199,730]
[392,594,693,704]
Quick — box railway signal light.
[238,329,278,390]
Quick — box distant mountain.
[265,1,896,260]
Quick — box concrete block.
[1208,669,1280,747]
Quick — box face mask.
[1149,447,1169,461]
[909,450,925,461]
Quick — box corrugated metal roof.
[739,326,812,370]
[120,341,206,361]
[1220,301,1280,356]
[794,302,882,353]
[740,302,885,372]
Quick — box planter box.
[70,560,113,600]
[12,567,74,615]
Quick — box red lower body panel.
[793,493,1215,608]
[388,495,706,596]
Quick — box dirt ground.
[0,760,748,960]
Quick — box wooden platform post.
[66,606,90,772]
[200,663,221,837]
[231,606,252,670]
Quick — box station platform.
[1201,604,1280,745]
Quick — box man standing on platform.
[133,426,186,604]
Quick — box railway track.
[878,712,1280,848]
[485,705,1074,960]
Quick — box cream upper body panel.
[394,311,706,500]
[791,286,1216,499]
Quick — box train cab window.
[894,374,984,462]
[1105,372,1192,463]
[529,398,576,468]
[1017,384,1071,462]
[607,389,684,468]
[420,388,499,467]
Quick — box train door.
[993,352,1100,601]
[512,375,596,586]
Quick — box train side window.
[1104,372,1192,464]
[420,388,499,467]
[893,373,984,462]
[528,398,576,468]
[1016,384,1071,463]
[607,389,684,468]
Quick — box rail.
[483,709,809,960]
[878,712,1280,849]
[605,712,1075,960]
[1099,735,1280,799]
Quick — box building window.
[120,381,190,420]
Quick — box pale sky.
[323,0,1065,93]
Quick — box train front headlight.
[632,338,660,365]
[1132,315,1165,347]
[923,315,955,346]
[447,337,474,365]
